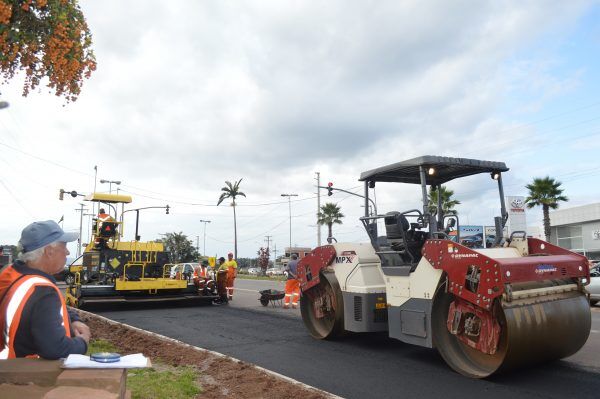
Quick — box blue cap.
[19,220,79,253]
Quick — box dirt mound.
[81,312,331,399]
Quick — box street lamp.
[199,219,211,256]
[100,179,121,194]
[281,193,298,253]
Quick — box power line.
[0,179,33,218]
[0,139,90,176]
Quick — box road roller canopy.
[84,192,133,204]
[359,156,509,185]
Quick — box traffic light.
[327,182,333,196]
[165,205,170,214]
[59,189,65,200]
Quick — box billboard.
[484,225,508,248]
[459,225,484,248]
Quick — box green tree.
[525,176,568,240]
[217,179,246,259]
[428,185,461,215]
[235,257,253,269]
[158,232,198,263]
[0,0,96,102]
[257,247,270,275]
[318,202,344,243]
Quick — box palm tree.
[428,186,461,215]
[217,179,246,259]
[525,176,568,240]
[318,202,344,243]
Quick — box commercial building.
[280,246,312,267]
[549,203,600,261]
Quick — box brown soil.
[80,312,331,399]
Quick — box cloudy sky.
[1,1,599,259]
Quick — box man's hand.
[71,321,91,343]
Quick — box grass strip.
[87,339,201,399]
[237,274,286,281]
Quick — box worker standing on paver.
[284,254,300,309]
[222,252,237,301]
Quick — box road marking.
[233,288,262,293]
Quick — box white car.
[170,263,199,279]
[247,267,260,275]
[588,263,600,306]
[266,268,288,277]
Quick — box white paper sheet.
[62,353,151,369]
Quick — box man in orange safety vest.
[284,254,300,309]
[0,220,90,359]
[221,253,237,300]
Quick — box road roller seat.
[376,212,414,268]
[384,211,409,239]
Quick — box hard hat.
[228,252,233,257]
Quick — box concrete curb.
[78,309,343,399]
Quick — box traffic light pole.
[315,172,321,247]
[121,205,170,241]
[318,185,378,215]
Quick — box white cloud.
[0,0,596,256]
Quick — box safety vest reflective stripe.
[0,276,70,359]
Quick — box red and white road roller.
[298,156,591,378]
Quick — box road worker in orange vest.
[284,254,300,309]
[97,208,112,222]
[0,220,90,359]
[223,253,238,300]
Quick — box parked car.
[170,263,199,279]
[247,267,260,275]
[589,263,600,306]
[53,265,69,283]
[266,267,288,277]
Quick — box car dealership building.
[550,202,600,261]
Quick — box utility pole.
[199,219,211,256]
[196,235,200,253]
[315,172,321,247]
[83,212,95,251]
[264,235,272,264]
[272,243,278,267]
[281,193,298,254]
[75,203,88,257]
[93,165,98,215]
